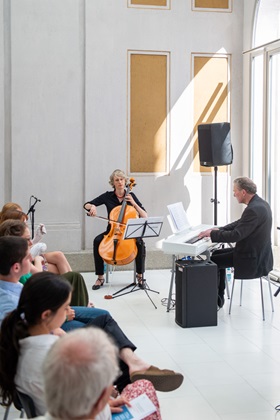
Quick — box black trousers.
[87,314,137,392]
[93,233,146,276]
[211,248,234,298]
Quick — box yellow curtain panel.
[130,53,168,173]
[194,0,229,9]
[193,55,229,173]
[130,0,167,6]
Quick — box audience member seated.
[14,327,161,420]
[0,219,89,306]
[0,238,184,398]
[0,202,73,275]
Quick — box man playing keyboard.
[199,177,273,308]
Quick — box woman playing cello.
[84,169,147,290]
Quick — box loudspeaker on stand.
[198,122,233,167]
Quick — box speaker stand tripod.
[107,217,164,309]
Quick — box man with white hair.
[42,328,120,419]
[31,327,161,420]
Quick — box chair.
[3,405,24,420]
[105,263,136,283]
[16,390,37,418]
[3,392,24,420]
[105,264,112,283]
[229,275,274,320]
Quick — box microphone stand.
[26,196,41,239]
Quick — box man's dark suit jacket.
[210,194,273,279]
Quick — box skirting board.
[64,249,173,273]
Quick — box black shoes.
[92,278,105,290]
[136,274,145,289]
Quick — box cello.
[98,178,138,266]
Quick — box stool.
[105,264,112,283]
[229,275,274,320]
[105,264,137,283]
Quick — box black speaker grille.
[198,122,233,167]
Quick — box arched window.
[250,0,280,244]
[253,0,280,48]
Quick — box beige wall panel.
[194,0,229,9]
[130,54,167,173]
[193,55,229,173]
[130,0,167,6]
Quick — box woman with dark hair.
[0,240,184,406]
[0,272,72,413]
[0,272,163,420]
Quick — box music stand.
[110,217,164,309]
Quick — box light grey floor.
[2,269,280,420]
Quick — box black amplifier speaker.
[175,259,218,328]
[198,122,233,167]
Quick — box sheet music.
[163,202,216,256]
[167,202,190,232]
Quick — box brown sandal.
[130,365,184,392]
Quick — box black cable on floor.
[161,296,176,310]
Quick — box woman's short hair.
[109,169,130,188]
[234,177,257,195]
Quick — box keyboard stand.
[167,254,177,312]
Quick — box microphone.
[32,195,41,202]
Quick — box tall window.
[268,50,280,243]
[249,0,280,244]
[250,53,263,194]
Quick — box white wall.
[242,0,257,169]
[0,0,8,206]
[1,0,246,253]
[8,0,84,251]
